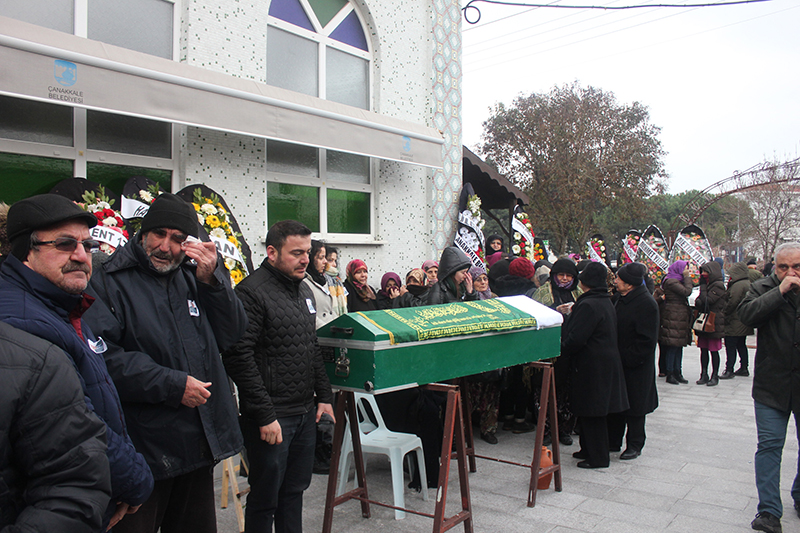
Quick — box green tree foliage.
[479,82,667,255]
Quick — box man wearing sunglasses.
[83,193,248,533]
[0,193,154,531]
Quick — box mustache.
[62,261,90,275]
[150,250,174,261]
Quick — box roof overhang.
[0,16,444,168]
[462,146,529,209]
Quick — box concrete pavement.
[213,338,800,532]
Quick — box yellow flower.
[192,202,201,211]
[205,199,212,204]
[231,269,244,285]
[206,215,221,228]
[228,235,238,244]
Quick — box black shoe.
[577,460,607,469]
[707,376,719,387]
[794,500,800,519]
[696,374,710,385]
[666,374,680,385]
[573,450,588,459]
[559,433,573,446]
[502,417,514,431]
[619,448,641,460]
[481,432,498,445]
[735,367,750,377]
[658,372,666,377]
[512,420,536,434]
[720,371,736,380]
[752,511,782,533]
[675,374,689,384]
[542,433,552,446]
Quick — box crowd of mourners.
[0,193,797,533]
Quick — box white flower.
[102,217,118,227]
[479,220,486,229]
[512,244,521,255]
[210,228,227,239]
[200,204,217,215]
[224,257,237,271]
[139,190,154,203]
[514,232,522,241]
[197,213,205,224]
[88,204,101,213]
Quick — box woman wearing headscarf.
[344,259,378,312]
[485,234,504,255]
[376,272,402,310]
[392,269,430,309]
[426,247,477,305]
[561,262,629,468]
[694,260,727,386]
[470,266,494,300]
[529,258,582,446]
[422,260,439,288]
[302,240,348,328]
[654,260,693,384]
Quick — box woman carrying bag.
[694,261,727,386]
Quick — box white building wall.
[174,0,451,282]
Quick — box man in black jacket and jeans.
[223,219,335,533]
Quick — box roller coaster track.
[667,157,800,245]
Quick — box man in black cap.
[609,262,659,460]
[0,193,153,530]
[84,193,248,533]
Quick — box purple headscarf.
[379,272,402,297]
[665,260,688,282]
[468,266,492,300]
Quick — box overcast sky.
[460,0,800,195]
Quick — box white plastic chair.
[336,392,429,519]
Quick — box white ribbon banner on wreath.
[90,226,128,249]
[674,233,708,266]
[454,232,486,271]
[121,196,151,220]
[209,235,249,275]
[586,242,603,263]
[639,240,669,271]
[511,217,534,249]
[623,240,637,262]
[458,210,486,250]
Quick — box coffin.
[318,296,563,393]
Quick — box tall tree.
[479,82,667,255]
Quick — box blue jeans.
[242,410,317,533]
[754,401,800,517]
[662,345,683,376]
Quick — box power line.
[463,0,772,24]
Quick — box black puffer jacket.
[222,260,334,426]
[492,274,536,297]
[695,261,727,339]
[426,247,478,305]
[0,321,111,532]
[657,276,693,347]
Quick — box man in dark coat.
[0,194,153,530]
[739,242,800,533]
[84,193,247,533]
[0,321,111,532]
[609,262,659,460]
[561,262,628,469]
[222,220,334,533]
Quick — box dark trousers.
[113,466,216,533]
[724,336,749,372]
[499,365,529,420]
[577,416,609,467]
[662,345,684,377]
[242,411,317,533]
[607,413,646,453]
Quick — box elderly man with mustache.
[0,194,154,531]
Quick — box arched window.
[265,0,374,238]
[267,0,371,110]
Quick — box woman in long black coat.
[609,262,659,460]
[561,262,629,468]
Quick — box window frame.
[266,0,376,241]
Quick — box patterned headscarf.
[346,259,376,302]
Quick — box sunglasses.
[33,237,100,253]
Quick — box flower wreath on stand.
[533,239,547,262]
[79,186,129,254]
[122,183,163,235]
[191,188,249,287]
[466,193,486,264]
[511,210,535,261]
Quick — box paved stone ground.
[213,337,800,532]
